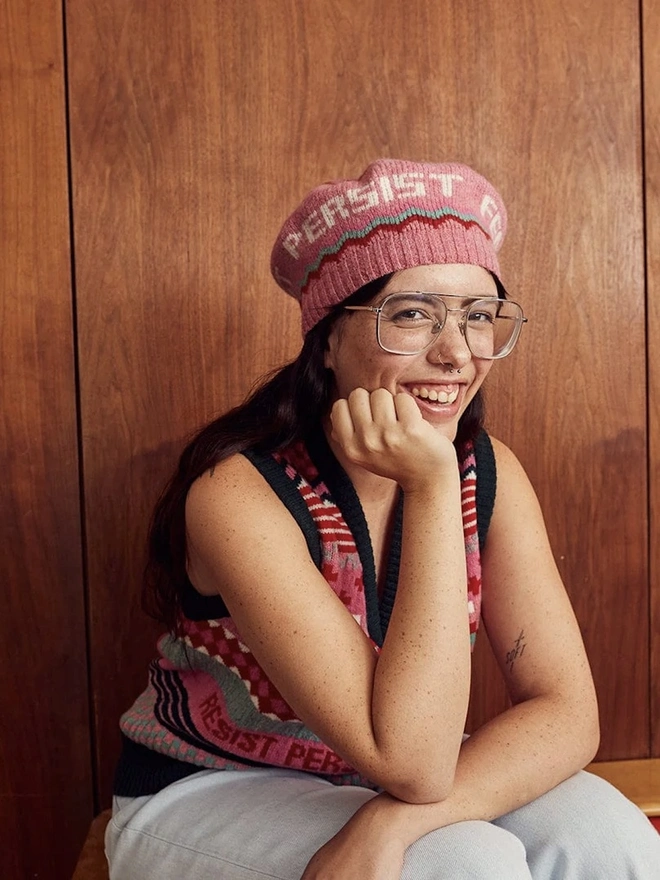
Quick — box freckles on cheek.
[335,355,387,398]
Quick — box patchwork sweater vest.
[115,428,496,797]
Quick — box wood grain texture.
[0,1,92,878]
[66,0,305,803]
[65,0,648,810]
[643,0,660,758]
[587,759,660,815]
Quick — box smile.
[410,385,460,405]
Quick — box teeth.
[411,387,459,404]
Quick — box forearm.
[357,693,600,846]
[372,477,472,798]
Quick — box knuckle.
[360,427,383,454]
[382,426,403,448]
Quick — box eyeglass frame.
[344,291,528,360]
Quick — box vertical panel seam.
[60,0,100,814]
[638,0,652,758]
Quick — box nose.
[426,312,472,369]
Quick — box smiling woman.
[325,264,501,442]
[105,159,660,880]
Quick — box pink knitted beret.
[271,158,508,334]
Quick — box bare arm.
[185,389,472,803]
[302,437,600,876]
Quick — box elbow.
[582,712,601,765]
[379,763,456,805]
[578,688,601,764]
[359,732,463,804]
[564,691,600,767]
[386,777,453,805]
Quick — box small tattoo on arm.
[506,630,527,673]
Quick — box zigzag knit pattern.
[119,437,482,788]
[300,210,487,295]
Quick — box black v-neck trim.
[379,492,404,635]
[305,426,402,647]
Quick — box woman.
[106,159,660,879]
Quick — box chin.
[426,416,459,441]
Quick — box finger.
[393,391,423,425]
[345,387,375,429]
[368,387,398,425]
[329,397,356,444]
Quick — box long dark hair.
[143,275,486,631]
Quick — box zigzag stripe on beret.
[271,158,508,334]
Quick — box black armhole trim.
[474,430,497,551]
[379,491,404,637]
[180,587,229,620]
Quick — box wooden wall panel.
[66,0,304,803]
[0,2,92,878]
[66,0,648,809]
[478,1,649,758]
[644,0,660,758]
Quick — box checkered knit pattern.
[119,437,483,785]
[183,617,297,720]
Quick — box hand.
[330,387,458,492]
[301,797,406,880]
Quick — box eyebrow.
[383,291,499,306]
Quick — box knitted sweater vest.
[115,429,496,796]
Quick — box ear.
[323,324,340,372]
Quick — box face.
[324,264,498,441]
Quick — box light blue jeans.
[106,767,660,879]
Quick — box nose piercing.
[448,366,462,375]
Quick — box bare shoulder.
[185,452,314,596]
[487,435,542,521]
[489,435,529,481]
[186,451,311,532]
[188,452,279,508]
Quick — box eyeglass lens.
[377,293,523,359]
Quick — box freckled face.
[324,264,498,439]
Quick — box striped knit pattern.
[270,158,507,333]
[299,210,489,297]
[119,437,482,786]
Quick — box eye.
[468,310,495,324]
[468,301,499,325]
[382,295,440,325]
[389,307,435,325]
